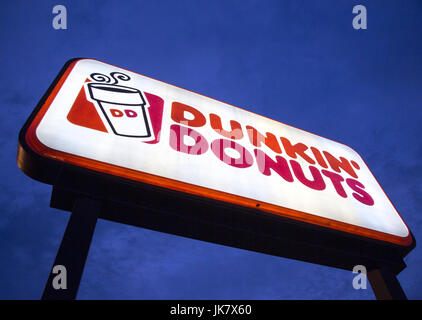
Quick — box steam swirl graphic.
[110,72,130,84]
[89,72,131,85]
[89,73,111,83]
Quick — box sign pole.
[41,197,101,300]
[368,267,407,300]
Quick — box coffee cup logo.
[86,72,153,139]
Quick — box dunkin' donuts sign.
[24,59,412,246]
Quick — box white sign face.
[25,59,412,246]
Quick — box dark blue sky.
[1,0,421,299]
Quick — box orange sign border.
[23,58,413,247]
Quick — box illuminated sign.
[20,59,412,246]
